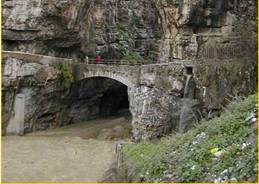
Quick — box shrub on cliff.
[122,52,143,65]
[55,64,74,88]
[124,94,258,182]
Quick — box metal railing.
[0,51,191,67]
[84,59,156,66]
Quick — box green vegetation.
[122,52,143,64]
[155,0,180,6]
[55,64,74,88]
[124,94,258,182]
[118,26,130,41]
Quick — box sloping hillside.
[124,94,258,182]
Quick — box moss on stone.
[55,64,74,88]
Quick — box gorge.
[1,0,258,182]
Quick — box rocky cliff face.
[3,0,257,60]
[2,0,162,60]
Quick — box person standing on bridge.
[95,55,103,63]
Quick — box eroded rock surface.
[3,0,257,60]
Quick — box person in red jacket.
[95,55,102,63]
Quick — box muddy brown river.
[2,115,132,182]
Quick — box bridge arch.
[81,71,136,89]
[75,76,132,120]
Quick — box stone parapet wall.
[3,51,73,65]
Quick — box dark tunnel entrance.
[66,77,132,140]
[99,84,129,117]
[69,77,131,122]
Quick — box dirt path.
[2,115,131,182]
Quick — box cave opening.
[99,84,130,117]
[69,77,131,121]
[66,77,132,140]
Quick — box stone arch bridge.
[73,63,140,88]
[3,51,198,141]
[3,51,193,88]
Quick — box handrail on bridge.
[84,58,154,66]
[82,58,193,66]
[3,50,190,66]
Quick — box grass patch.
[124,94,258,182]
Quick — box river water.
[2,114,132,182]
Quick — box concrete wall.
[6,94,25,135]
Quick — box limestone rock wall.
[128,86,182,141]
[155,0,257,61]
[3,0,257,61]
[2,0,162,60]
[194,61,258,110]
[3,56,65,133]
[127,60,257,141]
